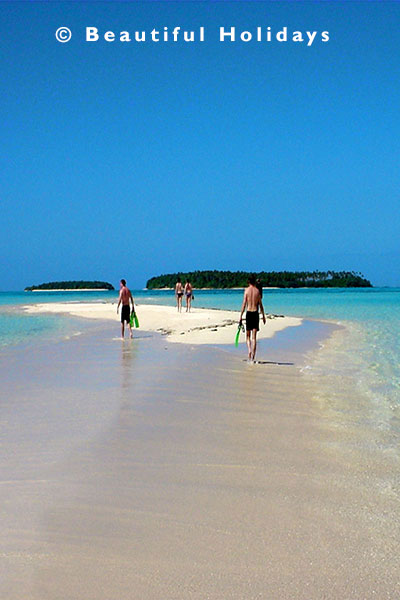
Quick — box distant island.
[147,270,372,289]
[25,280,114,291]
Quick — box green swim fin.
[130,310,139,328]
[235,325,241,347]
[235,322,245,347]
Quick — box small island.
[25,280,114,291]
[147,270,372,289]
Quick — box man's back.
[120,286,131,305]
[245,285,261,311]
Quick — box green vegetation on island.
[147,270,372,289]
[25,280,114,291]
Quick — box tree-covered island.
[25,280,114,291]
[147,270,372,289]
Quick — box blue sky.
[1,1,399,289]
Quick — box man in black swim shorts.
[239,275,266,363]
[117,279,135,339]
[246,309,259,333]
[121,304,130,324]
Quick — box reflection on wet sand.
[120,339,138,395]
[0,323,398,600]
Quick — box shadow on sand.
[242,359,294,366]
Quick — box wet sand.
[0,323,398,599]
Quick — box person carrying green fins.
[117,279,139,339]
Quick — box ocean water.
[1,288,400,422]
[0,291,115,350]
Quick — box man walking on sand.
[117,279,135,339]
[239,275,266,363]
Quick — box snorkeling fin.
[130,308,139,328]
[235,323,244,347]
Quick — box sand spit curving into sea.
[24,302,302,345]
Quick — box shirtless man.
[117,279,135,339]
[239,275,266,363]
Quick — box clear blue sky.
[1,1,399,289]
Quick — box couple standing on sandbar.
[175,278,193,313]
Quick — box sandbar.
[24,302,302,345]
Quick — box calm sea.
[1,288,400,429]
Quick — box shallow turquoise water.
[0,292,107,349]
[1,287,399,346]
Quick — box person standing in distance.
[239,275,266,363]
[184,279,193,313]
[117,279,135,339]
[175,277,184,312]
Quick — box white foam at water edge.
[64,332,82,340]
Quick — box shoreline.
[146,286,280,290]
[26,288,112,292]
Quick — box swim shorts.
[121,304,130,323]
[246,310,259,331]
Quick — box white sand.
[24,302,302,344]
